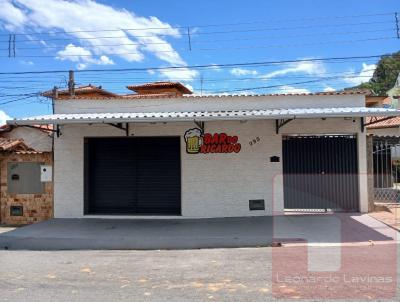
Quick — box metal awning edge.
[7,108,400,126]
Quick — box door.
[85,137,181,215]
[282,135,359,211]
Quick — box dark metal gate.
[283,135,359,211]
[84,137,181,215]
[373,136,400,203]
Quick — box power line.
[0,92,41,97]
[0,94,41,105]
[2,42,386,57]
[3,36,394,58]
[2,28,394,51]
[0,70,388,99]
[0,11,395,38]
[217,76,374,93]
[0,54,396,75]
[3,20,394,44]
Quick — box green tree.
[358,51,400,95]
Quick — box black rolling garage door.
[282,135,359,211]
[84,137,181,215]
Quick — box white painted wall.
[55,94,365,114]
[54,117,366,218]
[367,127,400,136]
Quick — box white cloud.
[261,61,326,79]
[230,68,258,76]
[209,64,222,72]
[56,44,92,62]
[343,63,376,86]
[56,44,114,69]
[184,83,194,93]
[323,86,336,92]
[0,0,27,30]
[0,110,11,126]
[19,60,34,66]
[159,67,198,82]
[0,0,197,79]
[275,85,311,94]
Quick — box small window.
[7,162,45,194]
[10,206,23,216]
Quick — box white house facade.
[8,83,400,219]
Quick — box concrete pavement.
[0,216,274,250]
[0,213,396,250]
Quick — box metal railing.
[373,137,400,202]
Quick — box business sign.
[184,128,241,154]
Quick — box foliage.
[358,51,400,95]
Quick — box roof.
[126,81,193,94]
[0,138,32,152]
[0,124,54,133]
[343,88,373,95]
[47,90,366,100]
[366,116,400,129]
[42,85,118,98]
[7,107,400,126]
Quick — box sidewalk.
[369,203,400,232]
[0,214,395,250]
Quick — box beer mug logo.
[184,128,203,154]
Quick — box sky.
[0,0,399,123]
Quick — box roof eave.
[8,110,400,126]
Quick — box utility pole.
[52,86,58,101]
[12,34,15,57]
[200,73,204,96]
[187,27,192,51]
[68,70,75,96]
[8,34,11,58]
[396,12,400,39]
[8,34,16,57]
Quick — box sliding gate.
[283,135,359,211]
[373,136,400,203]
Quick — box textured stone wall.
[0,152,53,225]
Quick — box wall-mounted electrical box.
[8,162,45,194]
[40,165,53,182]
[249,199,265,211]
[270,156,280,163]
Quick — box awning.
[7,107,400,125]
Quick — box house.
[0,124,53,152]
[7,82,400,218]
[364,75,400,136]
[41,84,118,99]
[365,93,400,136]
[0,135,53,225]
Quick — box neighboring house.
[7,81,400,218]
[365,94,400,136]
[387,73,400,107]
[365,95,392,108]
[0,126,53,225]
[0,124,53,152]
[41,84,118,100]
[367,117,400,136]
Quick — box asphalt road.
[0,246,399,302]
